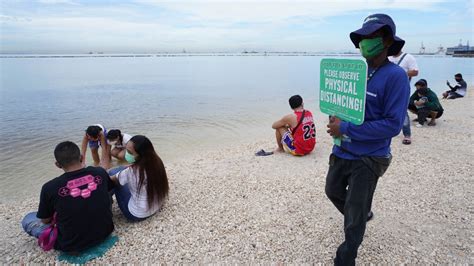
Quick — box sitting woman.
[106,129,132,161]
[110,135,169,222]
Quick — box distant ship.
[416,42,445,55]
[446,40,474,57]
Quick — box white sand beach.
[0,91,472,264]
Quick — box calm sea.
[0,55,472,202]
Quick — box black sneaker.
[367,211,374,222]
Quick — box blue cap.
[350,13,405,56]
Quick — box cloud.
[138,0,447,24]
[37,0,78,4]
[1,0,470,53]
[0,15,31,23]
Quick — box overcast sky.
[1,0,473,54]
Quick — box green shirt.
[409,88,443,112]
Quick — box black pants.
[416,107,430,124]
[447,91,463,99]
[408,104,444,118]
[325,154,387,266]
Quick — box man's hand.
[414,100,424,107]
[327,116,342,137]
[446,80,450,86]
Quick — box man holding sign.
[324,14,410,265]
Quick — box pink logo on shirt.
[58,175,101,199]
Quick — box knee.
[21,212,37,231]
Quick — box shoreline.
[1,91,472,264]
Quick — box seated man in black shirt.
[21,141,114,252]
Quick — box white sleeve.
[405,54,418,71]
[122,133,132,145]
[117,167,132,186]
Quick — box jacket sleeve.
[340,70,410,141]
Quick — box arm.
[272,114,293,129]
[406,55,418,78]
[99,133,110,169]
[446,81,456,90]
[409,91,418,104]
[37,184,54,225]
[407,69,418,78]
[339,71,410,141]
[109,174,120,186]
[80,134,88,164]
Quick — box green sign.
[319,58,367,125]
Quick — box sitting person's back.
[272,95,316,156]
[22,141,114,252]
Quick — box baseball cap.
[350,13,405,56]
[415,79,428,87]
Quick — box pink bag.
[38,213,58,251]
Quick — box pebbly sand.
[0,90,473,264]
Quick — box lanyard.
[366,60,389,84]
[366,67,379,83]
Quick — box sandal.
[402,137,411,145]
[255,149,274,156]
[428,120,436,126]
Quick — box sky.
[0,0,473,54]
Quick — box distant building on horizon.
[446,40,473,55]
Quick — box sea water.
[0,55,472,202]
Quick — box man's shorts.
[281,131,298,156]
[88,140,100,149]
[88,128,108,149]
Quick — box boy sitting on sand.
[271,95,316,156]
[21,141,114,253]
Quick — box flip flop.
[402,137,411,145]
[255,149,274,156]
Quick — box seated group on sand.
[18,12,468,264]
[22,131,169,253]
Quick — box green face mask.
[359,37,384,58]
[125,151,136,164]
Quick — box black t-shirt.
[37,166,114,252]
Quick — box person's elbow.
[387,118,404,137]
[271,121,280,129]
[408,69,418,77]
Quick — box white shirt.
[389,53,418,78]
[114,133,132,149]
[117,167,161,218]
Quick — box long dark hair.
[130,135,169,207]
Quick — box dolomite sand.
[0,91,472,264]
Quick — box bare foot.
[274,147,284,153]
[428,120,436,126]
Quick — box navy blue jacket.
[333,62,410,159]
